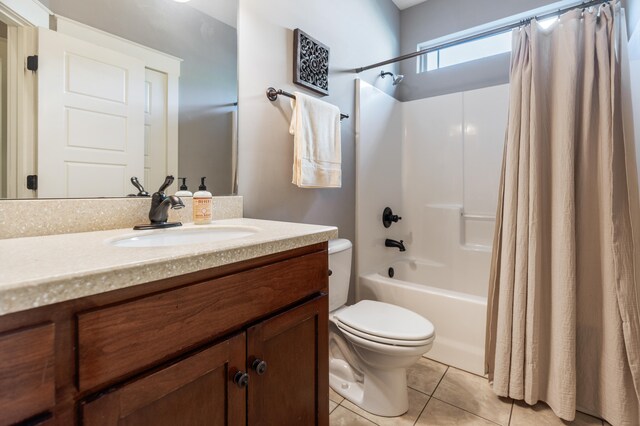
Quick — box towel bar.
[266,87,349,120]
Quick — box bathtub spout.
[385,239,406,252]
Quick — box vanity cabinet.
[81,296,327,426]
[0,242,329,426]
[81,333,247,426]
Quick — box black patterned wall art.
[293,29,329,96]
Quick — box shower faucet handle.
[382,207,402,228]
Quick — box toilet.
[328,239,435,417]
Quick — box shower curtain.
[485,2,640,425]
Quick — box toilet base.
[330,363,409,417]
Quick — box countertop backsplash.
[0,196,243,239]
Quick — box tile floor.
[329,357,606,426]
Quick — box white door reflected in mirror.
[0,0,238,199]
[37,27,146,198]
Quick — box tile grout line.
[429,365,450,396]
[408,384,431,396]
[411,365,449,425]
[332,360,508,425]
[334,387,433,426]
[429,366,511,425]
[412,395,432,426]
[337,403,378,425]
[329,399,340,415]
[329,393,345,419]
[331,359,607,426]
[429,396,503,425]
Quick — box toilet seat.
[337,324,433,359]
[336,321,434,347]
[333,300,435,345]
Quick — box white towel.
[289,91,341,188]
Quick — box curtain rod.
[354,0,610,73]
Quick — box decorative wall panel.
[293,29,329,96]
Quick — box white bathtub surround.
[486,5,640,424]
[355,80,509,375]
[355,80,406,278]
[402,85,508,259]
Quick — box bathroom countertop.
[0,218,338,316]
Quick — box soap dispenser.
[193,177,213,224]
[175,178,193,197]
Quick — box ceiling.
[391,0,428,10]
[187,0,237,28]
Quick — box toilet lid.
[336,321,435,347]
[334,300,435,342]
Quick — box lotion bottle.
[175,178,193,197]
[193,177,212,224]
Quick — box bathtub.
[358,258,487,375]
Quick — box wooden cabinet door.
[81,333,246,426]
[247,295,329,426]
[0,323,55,426]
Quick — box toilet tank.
[328,239,352,312]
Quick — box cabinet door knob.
[233,371,249,388]
[251,359,268,375]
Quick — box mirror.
[0,0,238,198]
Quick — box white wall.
[355,80,405,278]
[237,0,400,282]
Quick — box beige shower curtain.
[485,2,640,425]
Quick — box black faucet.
[134,176,185,230]
[385,239,406,252]
[127,176,150,197]
[149,194,184,223]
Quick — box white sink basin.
[110,225,259,248]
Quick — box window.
[421,32,511,72]
[419,16,558,73]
